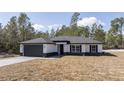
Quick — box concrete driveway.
[103,49,124,52]
[0,56,57,67]
[0,56,39,67]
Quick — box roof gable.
[21,38,54,44]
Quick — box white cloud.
[33,24,62,33]
[33,24,45,32]
[48,24,62,31]
[77,17,105,27]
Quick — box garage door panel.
[24,45,43,57]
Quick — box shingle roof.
[21,38,54,44]
[21,36,103,44]
[51,36,102,44]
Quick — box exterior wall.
[81,44,85,53]
[64,44,70,52]
[64,44,86,53]
[20,44,24,53]
[43,44,57,53]
[21,43,103,57]
[85,44,103,53]
[98,44,103,53]
[63,44,103,53]
[85,44,90,52]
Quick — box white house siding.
[84,44,103,53]
[85,44,90,52]
[20,44,24,53]
[98,44,102,53]
[81,44,85,53]
[42,43,102,54]
[64,44,70,53]
[43,44,57,53]
[67,44,85,53]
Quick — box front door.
[60,44,64,55]
[90,45,98,53]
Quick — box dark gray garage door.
[24,45,43,57]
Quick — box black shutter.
[80,45,81,53]
[70,45,71,53]
[90,45,91,53]
[96,45,98,53]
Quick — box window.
[90,45,97,53]
[71,45,75,53]
[71,45,81,53]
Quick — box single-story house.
[20,36,103,57]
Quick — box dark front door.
[24,45,43,57]
[60,44,64,55]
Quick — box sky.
[0,12,124,32]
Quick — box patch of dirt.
[0,52,124,81]
[0,52,19,59]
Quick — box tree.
[26,22,35,39]
[0,23,3,48]
[111,17,124,48]
[106,29,117,48]
[18,13,34,41]
[77,26,90,37]
[70,12,80,27]
[94,24,105,43]
[56,13,90,37]
[50,28,55,38]
[106,26,122,48]
[89,23,97,39]
[0,13,36,53]
[3,16,19,53]
[55,25,67,36]
[35,31,49,38]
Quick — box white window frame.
[71,45,81,53]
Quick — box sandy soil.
[0,52,124,81]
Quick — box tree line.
[0,12,124,53]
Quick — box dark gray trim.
[43,52,58,57]
[22,43,43,45]
[53,41,70,44]
[64,52,103,56]
[64,52,84,55]
[53,41,69,42]
[44,52,104,56]
[69,43,103,44]
[84,52,103,56]
[21,43,55,44]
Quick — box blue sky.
[0,12,124,32]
